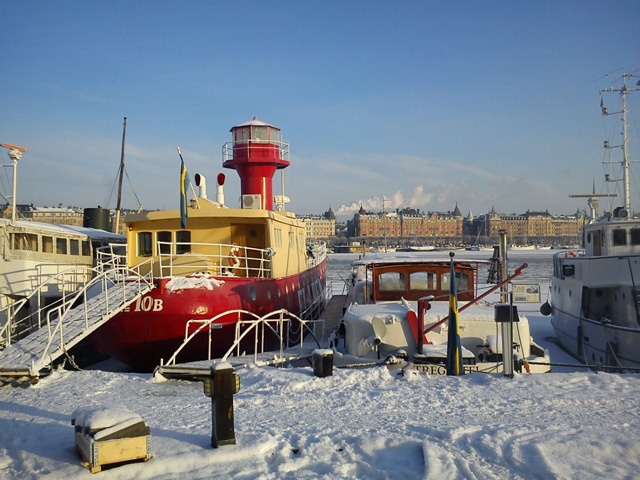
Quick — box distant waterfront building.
[470,208,586,242]
[300,207,336,239]
[2,204,83,226]
[348,205,464,239]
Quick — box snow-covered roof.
[0,218,124,241]
[351,252,489,266]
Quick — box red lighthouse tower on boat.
[222,117,290,211]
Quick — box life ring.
[565,251,576,258]
[229,246,242,268]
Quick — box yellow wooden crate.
[75,431,153,473]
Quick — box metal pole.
[499,229,508,303]
[114,117,127,234]
[11,153,18,224]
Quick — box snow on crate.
[72,405,153,473]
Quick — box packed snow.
[165,275,225,292]
[1,251,640,479]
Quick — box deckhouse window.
[43,236,53,253]
[69,239,79,256]
[613,228,627,246]
[56,238,67,254]
[631,228,640,245]
[82,240,91,256]
[138,232,152,257]
[176,230,191,254]
[378,272,406,292]
[157,231,172,255]
[11,233,37,251]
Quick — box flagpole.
[446,251,464,376]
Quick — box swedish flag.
[446,253,464,375]
[179,155,188,229]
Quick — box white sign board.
[512,284,541,303]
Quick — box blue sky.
[1,1,639,220]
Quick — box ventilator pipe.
[195,173,207,199]
[216,173,225,206]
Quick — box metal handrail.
[156,241,274,278]
[222,140,290,163]
[30,266,154,371]
[161,308,324,367]
[0,260,154,348]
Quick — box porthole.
[267,289,272,300]
[285,285,289,294]
[277,286,282,297]
[250,287,257,301]
[614,294,618,301]
[569,290,571,297]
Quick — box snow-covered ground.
[2,251,640,479]
[2,350,640,479]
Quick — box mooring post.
[312,349,334,377]
[494,304,519,378]
[204,362,240,447]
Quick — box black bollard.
[312,349,334,377]
[205,363,240,448]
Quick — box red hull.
[90,260,327,371]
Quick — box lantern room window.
[253,126,268,142]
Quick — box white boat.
[543,73,640,370]
[332,252,550,373]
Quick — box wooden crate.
[75,431,153,473]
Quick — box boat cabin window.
[69,239,79,255]
[138,232,152,257]
[631,228,640,245]
[176,230,191,254]
[373,263,476,302]
[441,271,470,294]
[613,228,627,246]
[378,272,406,292]
[82,240,91,256]
[43,236,54,253]
[11,233,38,251]
[56,238,67,254]
[410,271,436,290]
[157,231,172,255]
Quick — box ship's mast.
[601,73,639,215]
[113,117,127,234]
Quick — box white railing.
[161,308,324,367]
[222,139,290,164]
[156,242,274,278]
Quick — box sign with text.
[512,284,541,303]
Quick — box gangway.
[0,266,153,381]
